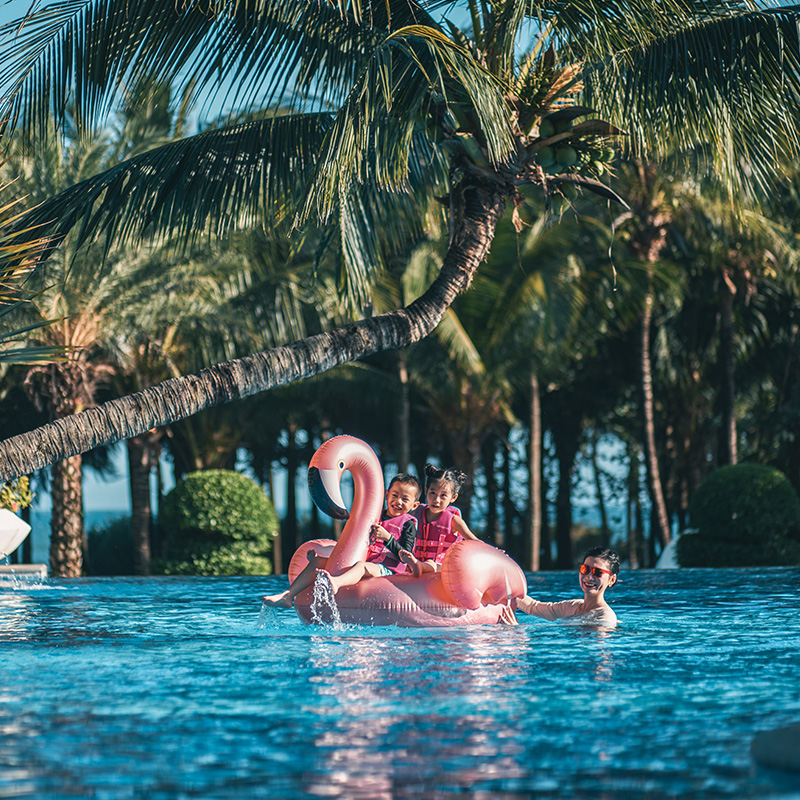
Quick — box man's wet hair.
[582,546,621,575]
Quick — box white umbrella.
[0,508,32,557]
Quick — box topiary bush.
[156,469,279,576]
[678,463,800,567]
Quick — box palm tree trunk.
[626,439,639,570]
[590,429,611,547]
[398,351,411,471]
[0,182,507,482]
[719,268,738,465]
[483,439,498,546]
[282,423,299,571]
[501,437,516,554]
[550,415,578,570]
[21,504,32,563]
[526,370,542,572]
[641,275,672,547]
[126,435,155,576]
[49,455,84,577]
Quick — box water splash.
[311,572,343,628]
[256,602,278,629]
[0,568,42,591]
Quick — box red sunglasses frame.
[579,564,613,577]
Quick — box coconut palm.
[2,0,800,483]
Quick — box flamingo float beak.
[308,466,350,520]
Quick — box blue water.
[1,568,799,799]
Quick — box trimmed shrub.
[157,470,279,576]
[678,463,800,567]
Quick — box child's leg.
[322,561,385,594]
[399,550,437,578]
[263,553,328,606]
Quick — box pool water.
[1,568,799,799]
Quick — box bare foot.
[316,568,339,594]
[262,591,292,608]
[399,549,423,578]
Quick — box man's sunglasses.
[579,564,612,577]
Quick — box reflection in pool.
[1,568,799,798]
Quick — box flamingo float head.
[307,435,385,574]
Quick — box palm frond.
[0,300,71,364]
[10,113,333,253]
[0,0,445,142]
[0,344,69,364]
[302,24,513,222]
[574,4,800,193]
[435,307,486,373]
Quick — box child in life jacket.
[263,473,421,606]
[322,472,421,594]
[398,463,479,577]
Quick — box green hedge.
[156,469,279,576]
[678,463,800,567]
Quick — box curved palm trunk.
[49,455,84,577]
[0,183,507,482]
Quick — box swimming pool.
[1,567,799,799]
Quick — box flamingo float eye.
[338,460,345,471]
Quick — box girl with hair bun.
[399,463,479,577]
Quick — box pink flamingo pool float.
[288,435,527,626]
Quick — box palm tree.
[675,180,800,466]
[466,205,600,568]
[2,0,800,484]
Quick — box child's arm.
[382,520,416,558]
[452,514,479,541]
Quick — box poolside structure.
[0,508,48,578]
